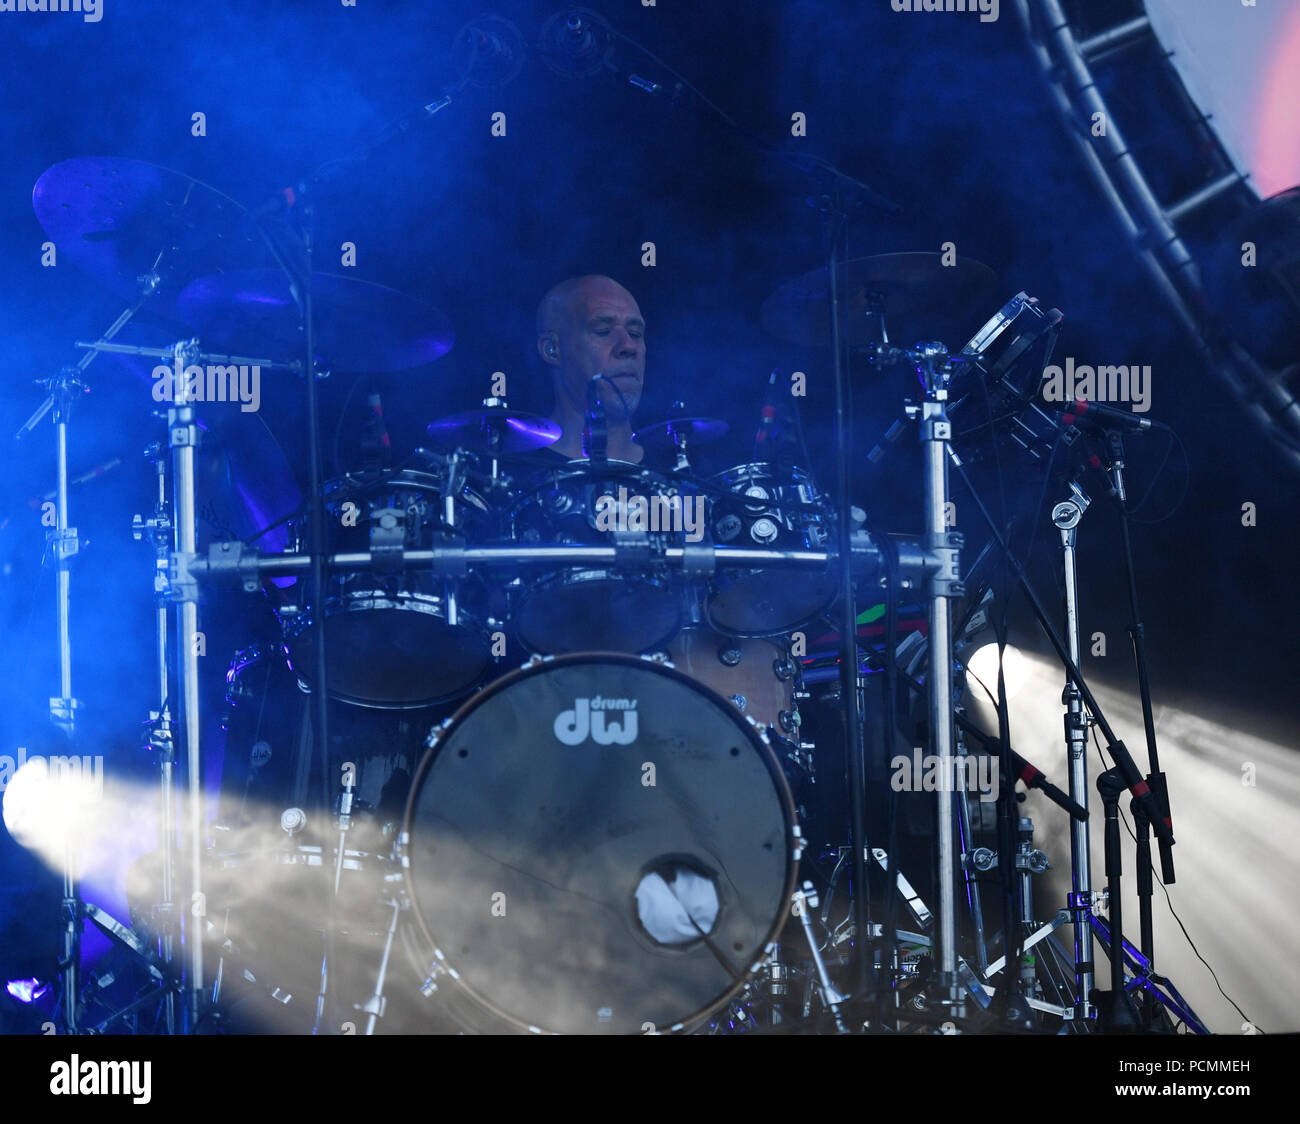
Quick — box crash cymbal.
[633,417,730,450]
[177,271,454,373]
[32,158,270,323]
[761,252,998,349]
[426,407,561,454]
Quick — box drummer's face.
[557,280,645,420]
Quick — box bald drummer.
[535,274,649,464]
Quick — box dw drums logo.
[554,697,639,746]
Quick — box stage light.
[1,754,104,862]
[5,979,49,1004]
[965,642,1028,702]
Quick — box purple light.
[6,978,49,1003]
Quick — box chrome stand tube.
[1053,485,1097,1021]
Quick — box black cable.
[1089,729,1259,1032]
[1128,427,1191,524]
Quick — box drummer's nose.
[613,330,640,356]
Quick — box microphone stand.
[1051,476,1099,1024]
[1102,427,1175,1029]
[947,455,1177,1025]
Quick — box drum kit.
[14,151,1200,1037]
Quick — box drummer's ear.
[538,333,560,366]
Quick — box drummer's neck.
[550,412,643,463]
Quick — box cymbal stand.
[27,365,85,1032]
[1051,479,1099,1022]
[12,295,175,1032]
[909,343,966,1020]
[164,339,207,1029]
[132,442,180,1033]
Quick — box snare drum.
[705,462,837,637]
[507,461,688,655]
[401,653,800,1034]
[280,468,497,709]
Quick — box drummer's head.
[536,275,645,423]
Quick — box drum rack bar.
[176,534,945,587]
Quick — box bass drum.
[664,626,812,789]
[401,653,800,1035]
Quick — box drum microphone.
[584,373,608,464]
[361,390,392,470]
[537,8,615,78]
[754,369,781,453]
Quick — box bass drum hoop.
[399,651,800,1035]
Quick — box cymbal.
[177,271,454,373]
[634,417,729,450]
[426,407,561,454]
[761,252,998,349]
[32,158,270,323]
[197,410,303,554]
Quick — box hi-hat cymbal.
[32,158,271,323]
[177,271,454,373]
[426,407,561,454]
[761,252,998,349]
[634,417,730,450]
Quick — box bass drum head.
[401,653,798,1035]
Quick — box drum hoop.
[399,651,800,1035]
[712,462,816,485]
[325,468,447,501]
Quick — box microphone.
[754,369,781,454]
[584,373,608,464]
[362,390,392,470]
[451,17,526,88]
[1008,751,1089,823]
[1060,398,1167,433]
[538,8,614,78]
